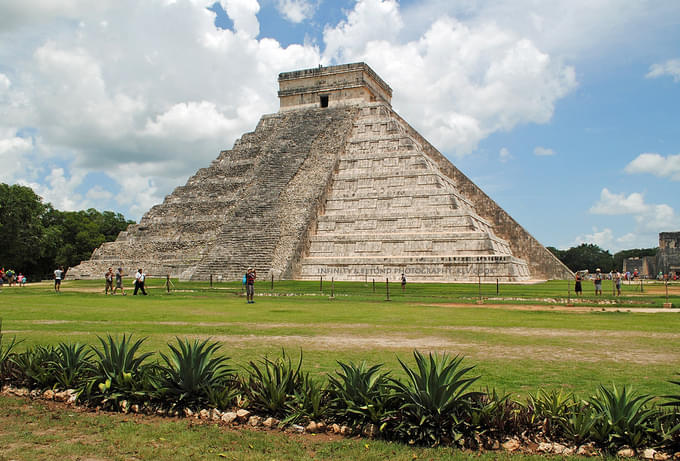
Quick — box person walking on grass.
[54,266,64,293]
[594,268,603,295]
[105,267,114,295]
[134,268,147,296]
[614,270,622,296]
[246,267,256,303]
[401,273,406,292]
[113,267,126,295]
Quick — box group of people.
[573,268,624,296]
[103,267,148,295]
[0,268,28,288]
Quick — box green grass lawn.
[2,278,678,396]
[1,278,678,460]
[0,394,600,461]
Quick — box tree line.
[547,243,657,273]
[0,183,134,279]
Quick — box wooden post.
[320,276,323,292]
[496,278,499,295]
[271,272,274,291]
[372,278,375,293]
[567,280,571,305]
[331,277,335,298]
[385,278,390,301]
[166,274,170,293]
[640,277,643,293]
[210,274,213,288]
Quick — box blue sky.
[0,0,679,253]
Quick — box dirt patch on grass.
[191,333,679,365]
[419,302,678,313]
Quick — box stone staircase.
[298,103,530,282]
[186,107,358,280]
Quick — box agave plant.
[589,384,657,450]
[527,388,575,438]
[0,320,22,382]
[156,337,233,408]
[10,345,59,388]
[662,372,680,408]
[468,388,519,442]
[393,350,479,446]
[85,334,155,408]
[244,349,303,417]
[49,342,94,389]
[649,409,680,452]
[327,360,395,431]
[284,373,329,425]
[559,401,599,445]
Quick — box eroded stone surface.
[69,62,571,282]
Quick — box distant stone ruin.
[69,63,572,282]
[623,232,680,277]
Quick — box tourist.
[54,266,64,292]
[614,271,621,296]
[113,267,126,295]
[246,267,256,303]
[105,267,114,295]
[134,268,147,295]
[593,268,602,295]
[401,273,406,291]
[6,268,15,286]
[574,271,583,296]
[17,273,26,286]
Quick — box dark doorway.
[320,95,329,108]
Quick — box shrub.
[156,337,234,409]
[393,350,479,446]
[10,345,59,388]
[50,342,94,389]
[559,401,598,446]
[284,373,328,425]
[0,321,22,382]
[589,384,657,450]
[327,360,395,432]
[84,334,155,409]
[527,388,575,439]
[468,388,521,444]
[244,349,303,418]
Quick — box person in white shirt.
[54,266,64,292]
[134,268,147,295]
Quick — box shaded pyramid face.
[69,63,571,282]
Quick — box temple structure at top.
[69,62,572,282]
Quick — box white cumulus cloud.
[590,188,648,215]
[323,1,577,154]
[533,146,555,156]
[585,189,680,251]
[275,0,315,23]
[646,58,680,82]
[625,152,680,181]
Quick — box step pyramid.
[69,63,571,282]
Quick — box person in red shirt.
[246,267,256,304]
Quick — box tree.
[0,184,48,275]
[558,243,613,273]
[0,183,134,279]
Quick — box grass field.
[1,278,679,460]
